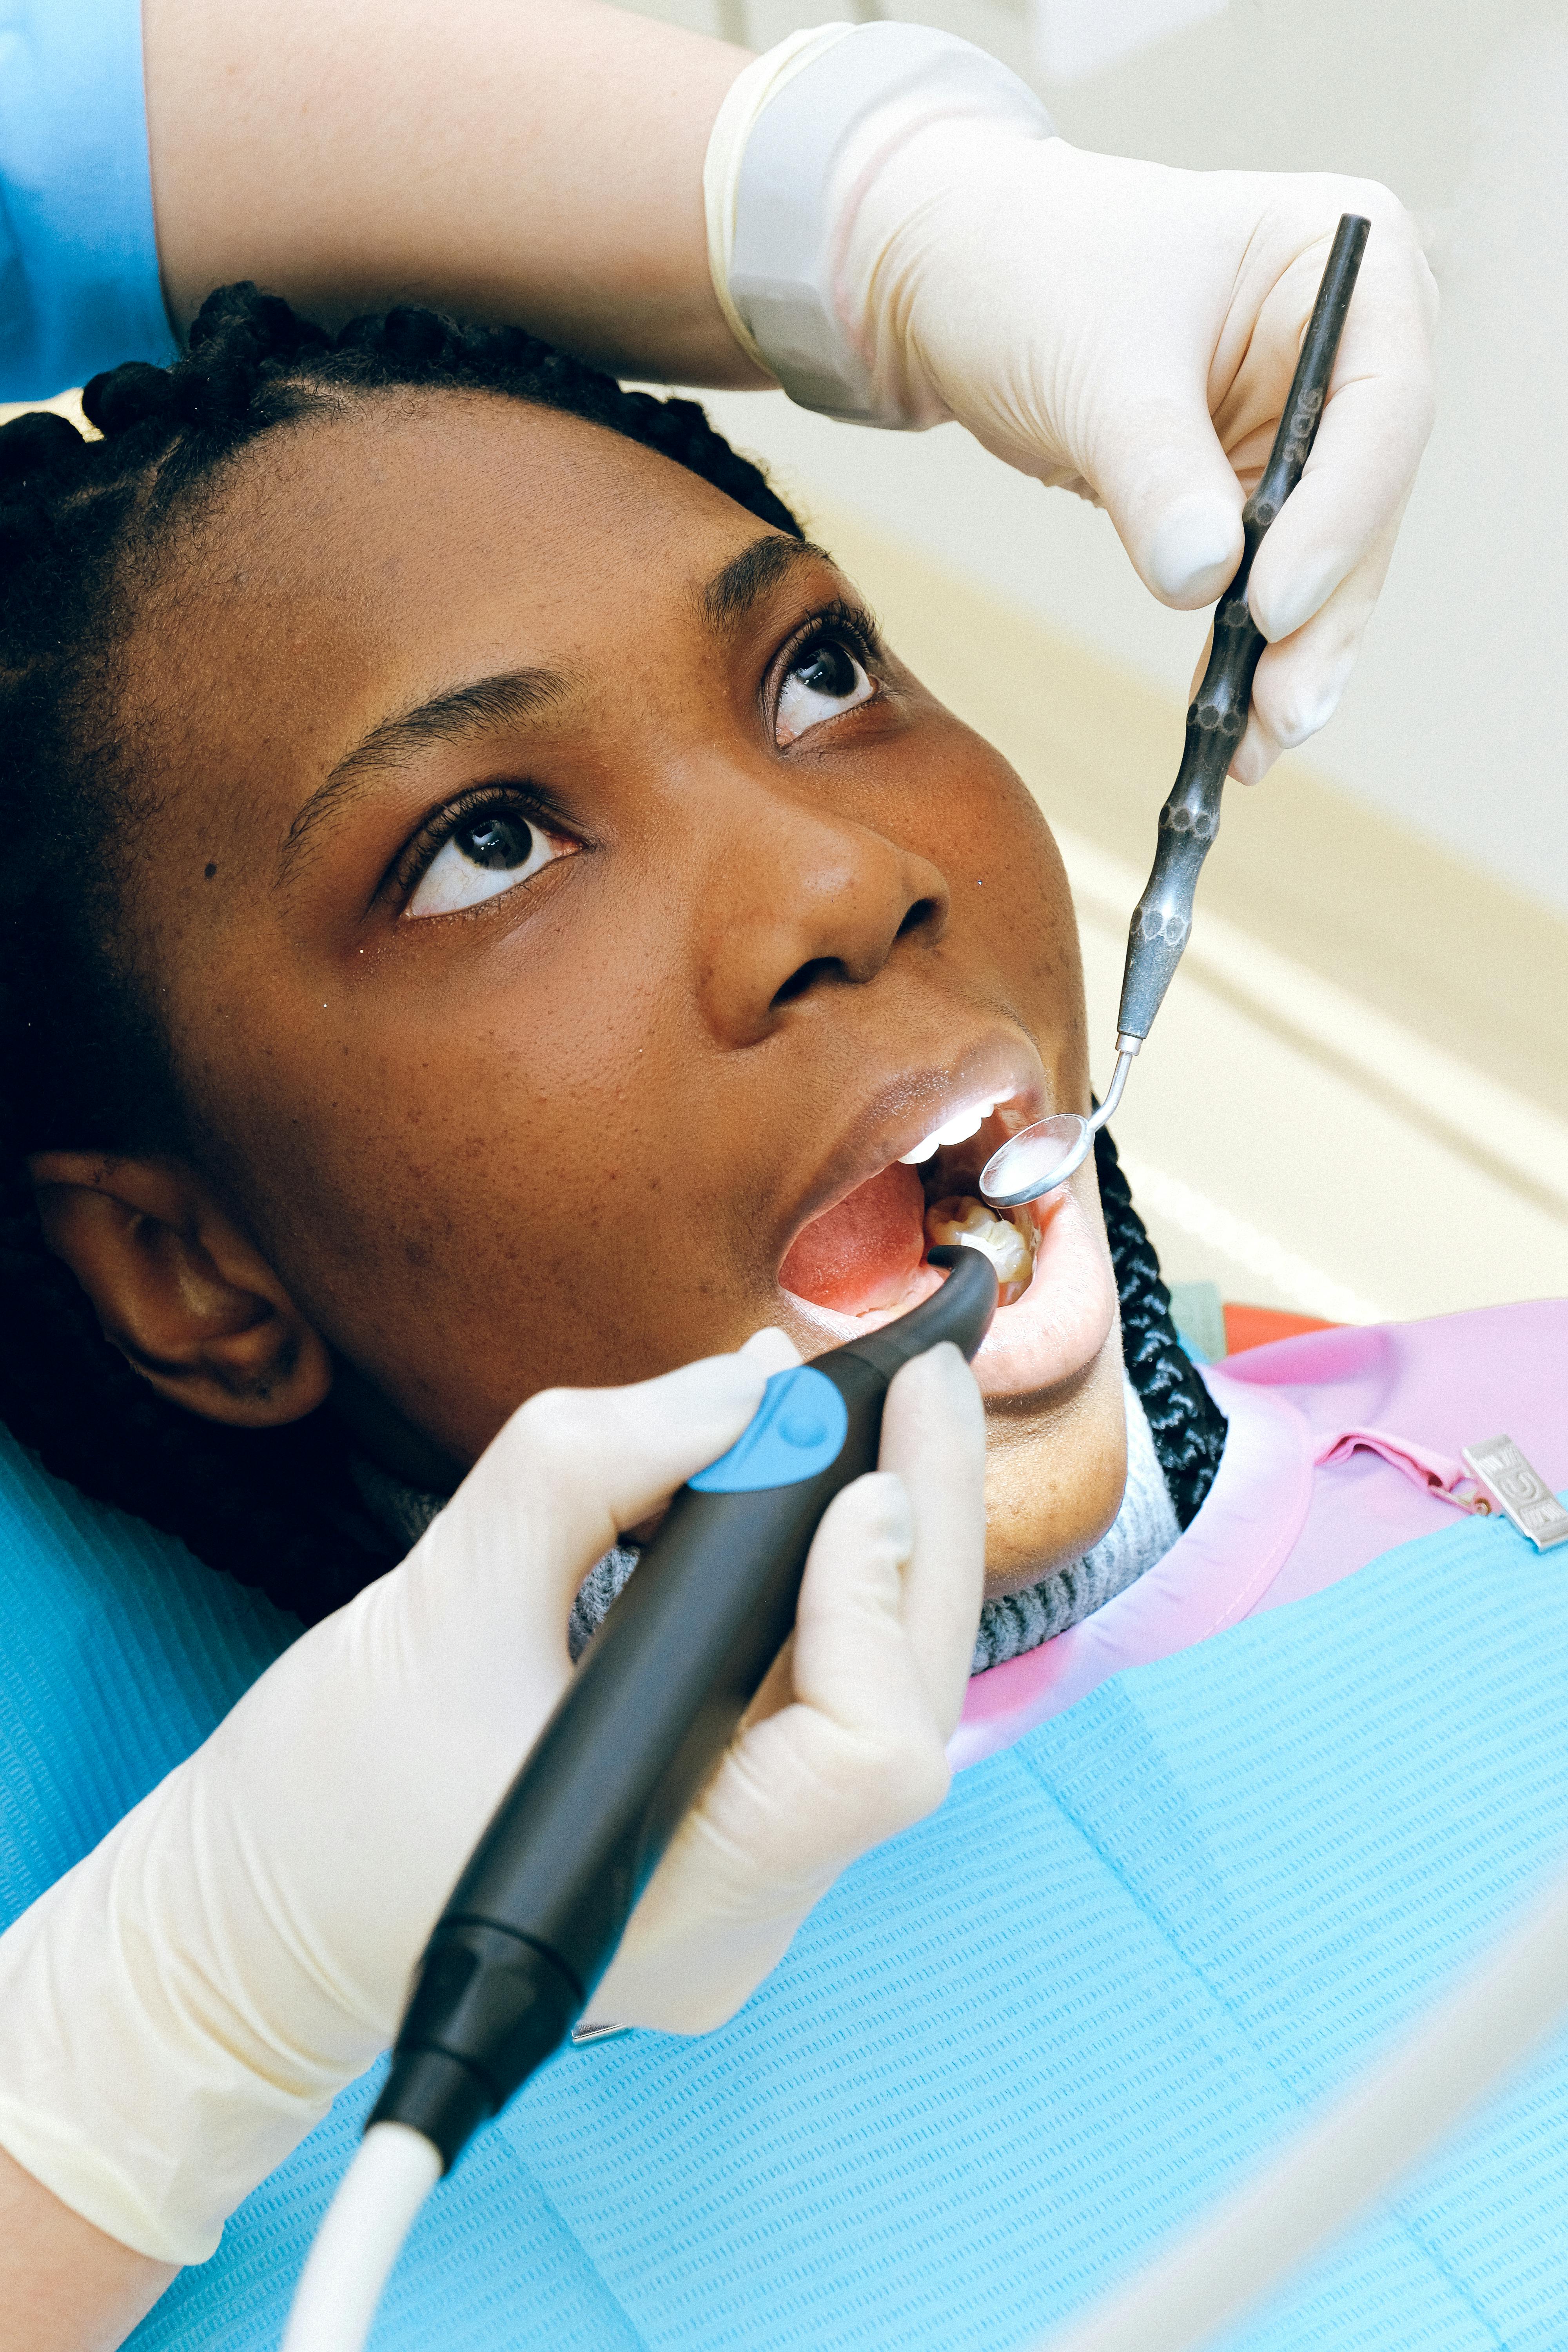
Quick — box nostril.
[897,895,942,941]
[771,893,944,1011]
[771,956,847,1011]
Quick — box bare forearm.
[141,0,765,383]
[0,2145,174,2352]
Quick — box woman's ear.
[26,1152,333,1429]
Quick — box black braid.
[1095,1123,1226,1526]
[0,283,1217,1624]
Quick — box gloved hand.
[846,132,1437,784]
[0,1333,984,2265]
[711,25,1437,787]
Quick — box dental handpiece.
[367,1245,998,2176]
[982,212,1370,1215]
[280,1245,996,2352]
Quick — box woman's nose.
[693,788,950,1048]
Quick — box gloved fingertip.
[848,1467,914,1541]
[1250,555,1343,647]
[1144,495,1242,606]
[889,1338,980,1413]
[806,1470,914,1589]
[1278,681,1345,749]
[739,1326,804,1372]
[1251,647,1353,761]
[659,1348,771,1426]
[1227,729,1278,788]
[884,1347,986,1481]
[936,1340,985,1425]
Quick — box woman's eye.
[775,635,875,744]
[406,807,571,919]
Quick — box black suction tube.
[370,1245,999,2170]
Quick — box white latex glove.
[713,26,1437,787]
[846,130,1438,783]
[0,1334,984,2265]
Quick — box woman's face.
[84,391,1127,1593]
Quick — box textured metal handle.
[1116,212,1370,1044]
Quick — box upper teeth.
[898,1095,1005,1165]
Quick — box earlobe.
[26,1152,333,1429]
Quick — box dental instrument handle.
[1115,211,1369,1048]
[367,1245,998,2175]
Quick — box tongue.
[779,1161,928,1314]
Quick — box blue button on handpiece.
[689,1366,850,1494]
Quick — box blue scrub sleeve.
[0,0,178,401]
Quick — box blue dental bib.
[3,1422,1568,2352]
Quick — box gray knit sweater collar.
[968,1376,1178,1673]
[352,1375,1179,1677]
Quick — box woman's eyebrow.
[699,535,835,634]
[277,666,573,883]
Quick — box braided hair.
[1094,1125,1225,1527]
[0,284,1223,1625]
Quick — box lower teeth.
[924,1195,1037,1305]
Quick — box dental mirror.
[980,1050,1134,1208]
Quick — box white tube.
[1027,1861,1568,2352]
[281,2121,442,2352]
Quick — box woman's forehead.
[123,391,787,791]
[111,390,832,946]
[170,389,757,603]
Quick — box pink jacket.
[956,1302,1568,1768]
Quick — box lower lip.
[780,1179,1117,1402]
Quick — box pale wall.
[626,0,1568,920]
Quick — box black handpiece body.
[370,1246,998,2170]
[1116,212,1370,1045]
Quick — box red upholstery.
[1222,1303,1340,1356]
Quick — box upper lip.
[775,1035,1047,1270]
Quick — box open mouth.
[779,1096,1035,1317]
[778,1093,1118,1401]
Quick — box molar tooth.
[924,1194,1037,1301]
